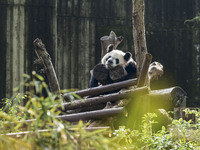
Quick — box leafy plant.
[1,73,200,149]
[185,14,200,23]
[0,73,117,150]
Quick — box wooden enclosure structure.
[0,0,200,107]
[4,36,188,137]
[32,39,187,129]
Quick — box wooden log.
[100,31,123,57]
[137,53,152,87]
[126,86,187,130]
[174,99,186,120]
[58,107,123,122]
[132,0,148,76]
[33,38,60,93]
[63,87,149,110]
[148,62,163,81]
[149,86,187,110]
[179,107,196,123]
[3,108,123,130]
[66,103,106,114]
[64,78,138,98]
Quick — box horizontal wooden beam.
[3,107,124,130]
[149,86,187,110]
[63,78,137,99]
[63,86,149,110]
[58,107,124,122]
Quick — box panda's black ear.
[107,44,114,52]
[124,52,132,61]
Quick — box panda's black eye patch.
[116,58,119,64]
[106,56,111,61]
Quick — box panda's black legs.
[90,75,99,88]
[125,62,137,80]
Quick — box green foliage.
[114,111,200,150]
[0,73,117,150]
[0,74,200,149]
[185,14,200,23]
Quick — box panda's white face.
[101,50,128,69]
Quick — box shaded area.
[0,0,199,106]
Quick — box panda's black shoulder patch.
[124,52,132,61]
[125,61,137,79]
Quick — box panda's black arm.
[125,62,137,80]
[90,75,99,88]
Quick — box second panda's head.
[101,44,132,69]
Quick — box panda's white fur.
[101,49,133,70]
[90,44,136,87]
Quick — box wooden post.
[132,0,148,76]
[33,38,60,93]
[137,53,152,87]
[100,31,123,57]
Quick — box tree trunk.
[132,0,148,76]
[33,38,60,93]
[137,53,152,87]
[100,31,123,57]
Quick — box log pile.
[61,81,186,123]
[4,32,188,138]
[32,35,187,127]
[32,35,187,129]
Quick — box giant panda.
[90,44,137,87]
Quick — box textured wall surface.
[0,0,57,100]
[0,0,200,106]
[145,0,200,106]
[56,0,133,89]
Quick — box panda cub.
[90,44,137,87]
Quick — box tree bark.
[132,0,148,76]
[100,31,124,57]
[33,38,60,93]
[63,87,149,110]
[58,107,123,122]
[137,53,152,87]
[64,78,138,98]
[149,86,187,110]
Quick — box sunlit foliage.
[0,73,200,149]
